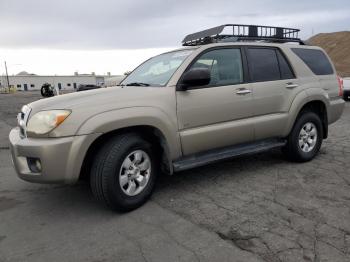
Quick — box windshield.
[120,49,194,87]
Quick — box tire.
[283,111,323,162]
[343,94,350,101]
[41,85,54,97]
[90,133,158,211]
[41,86,50,97]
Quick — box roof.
[180,41,318,49]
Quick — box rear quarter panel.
[279,46,332,136]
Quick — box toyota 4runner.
[9,25,345,211]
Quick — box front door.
[176,47,254,155]
[23,84,28,91]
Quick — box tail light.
[337,75,343,97]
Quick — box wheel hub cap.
[298,122,318,153]
[119,150,151,196]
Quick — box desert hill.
[308,31,350,77]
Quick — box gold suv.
[9,25,345,211]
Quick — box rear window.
[292,48,334,75]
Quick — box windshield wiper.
[125,82,150,86]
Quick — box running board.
[173,139,286,172]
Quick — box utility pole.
[4,61,10,87]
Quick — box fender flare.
[283,89,329,137]
[75,106,182,160]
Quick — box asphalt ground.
[0,91,349,262]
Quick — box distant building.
[0,71,123,91]
[104,75,126,87]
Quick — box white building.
[104,75,126,87]
[0,71,123,91]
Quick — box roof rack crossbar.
[182,24,304,46]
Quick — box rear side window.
[246,48,281,82]
[292,48,334,75]
[276,50,294,79]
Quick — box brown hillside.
[308,31,350,77]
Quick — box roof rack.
[182,24,305,46]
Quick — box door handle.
[236,89,252,95]
[286,82,299,89]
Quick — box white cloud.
[0,0,349,75]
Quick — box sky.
[0,0,349,76]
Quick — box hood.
[28,86,172,115]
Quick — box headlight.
[27,110,71,135]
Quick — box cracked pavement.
[0,92,349,262]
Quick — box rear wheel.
[283,111,323,162]
[90,133,158,211]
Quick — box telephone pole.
[4,61,10,87]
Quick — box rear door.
[176,47,254,155]
[245,46,298,140]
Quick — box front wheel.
[283,111,323,162]
[90,133,158,211]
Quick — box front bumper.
[9,127,100,184]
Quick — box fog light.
[27,158,42,173]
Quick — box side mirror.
[177,68,211,91]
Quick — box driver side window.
[189,48,243,87]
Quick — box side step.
[173,139,286,172]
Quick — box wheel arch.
[286,91,329,139]
[299,100,328,138]
[79,125,174,181]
